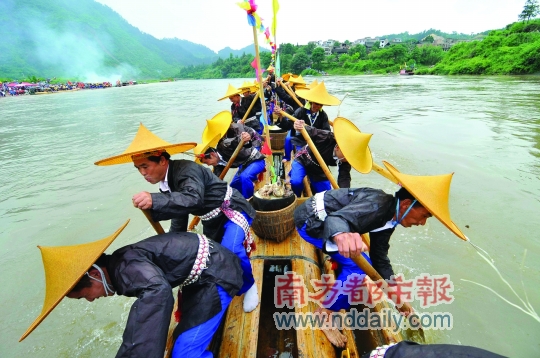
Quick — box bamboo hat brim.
[194,111,231,151]
[282,73,298,82]
[383,161,467,241]
[193,134,222,164]
[333,117,373,173]
[218,84,242,101]
[19,220,130,341]
[295,82,341,106]
[289,75,306,85]
[94,123,196,166]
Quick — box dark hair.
[203,147,217,159]
[147,151,171,163]
[395,187,423,208]
[70,254,108,293]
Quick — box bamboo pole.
[187,139,246,231]
[252,26,273,163]
[278,81,303,108]
[141,209,166,235]
[279,111,339,189]
[241,92,260,123]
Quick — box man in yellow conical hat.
[274,81,339,161]
[196,122,266,199]
[287,119,357,197]
[219,83,262,134]
[94,117,260,313]
[292,162,466,347]
[20,221,245,358]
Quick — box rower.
[294,158,467,347]
[196,122,266,199]
[275,81,339,161]
[19,221,245,358]
[94,116,260,312]
[219,83,262,134]
[288,119,352,196]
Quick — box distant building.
[379,39,390,48]
[332,43,349,54]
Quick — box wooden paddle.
[187,139,247,231]
[241,92,260,124]
[141,209,165,235]
[278,81,304,108]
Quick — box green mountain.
[0,0,219,80]
[218,45,270,58]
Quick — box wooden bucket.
[270,131,288,150]
[250,196,297,242]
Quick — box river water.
[1,76,539,357]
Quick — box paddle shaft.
[141,209,166,235]
[278,81,304,108]
[187,139,246,231]
[241,92,260,123]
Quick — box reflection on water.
[1,76,540,357]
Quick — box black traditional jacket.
[294,125,351,187]
[213,123,265,177]
[294,188,397,280]
[274,85,305,111]
[150,159,256,242]
[105,232,243,358]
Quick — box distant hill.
[375,29,490,42]
[218,44,270,58]
[0,0,220,80]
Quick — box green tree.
[424,35,435,43]
[290,52,310,73]
[348,44,367,59]
[311,47,325,70]
[303,42,317,55]
[280,43,295,55]
[519,0,540,23]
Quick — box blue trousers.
[230,159,266,199]
[289,160,332,197]
[171,285,232,358]
[297,223,371,311]
[222,213,254,295]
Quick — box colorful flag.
[272,0,279,38]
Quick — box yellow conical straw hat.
[383,161,467,241]
[333,117,373,174]
[239,81,258,93]
[289,75,306,85]
[218,84,242,101]
[19,220,130,341]
[307,79,319,89]
[193,134,223,164]
[295,82,341,106]
[193,111,232,156]
[282,73,297,82]
[94,124,196,166]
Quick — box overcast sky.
[95,0,527,52]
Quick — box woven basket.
[251,196,297,242]
[270,131,288,150]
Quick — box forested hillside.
[0,0,219,80]
[426,20,540,74]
